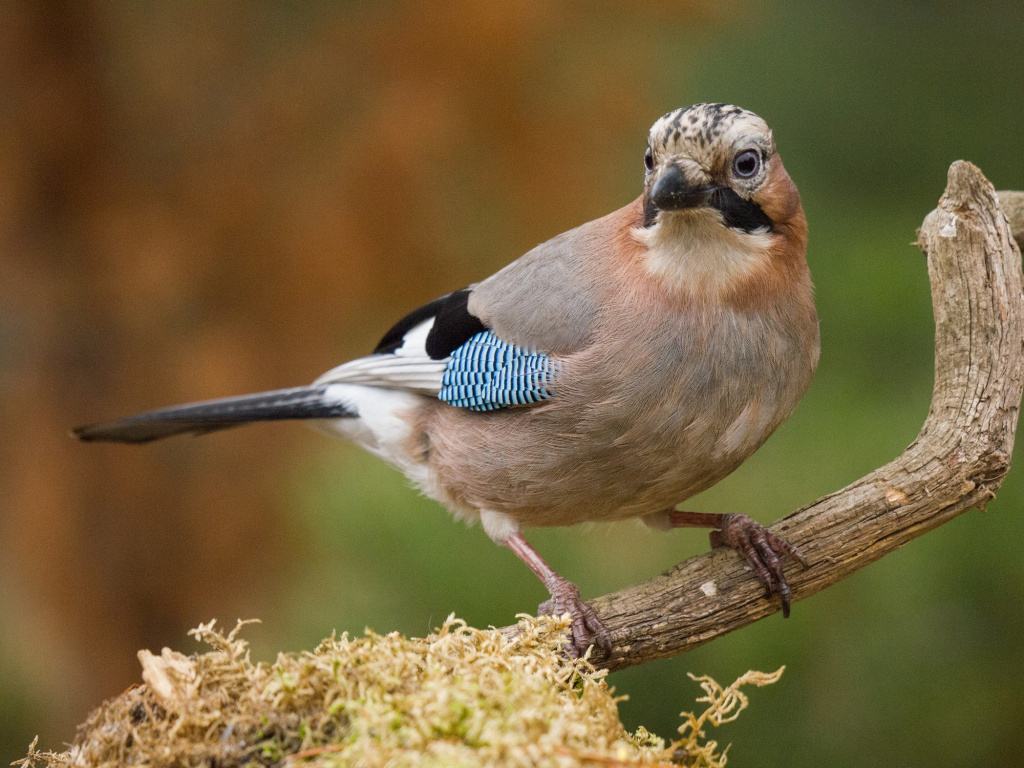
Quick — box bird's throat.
[632,209,776,299]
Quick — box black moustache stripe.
[707,187,774,233]
[642,185,774,233]
[642,195,659,228]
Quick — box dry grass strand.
[18,617,780,768]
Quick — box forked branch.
[517,163,1024,672]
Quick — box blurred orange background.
[1,2,1022,766]
[0,0,724,744]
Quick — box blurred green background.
[1,1,1022,766]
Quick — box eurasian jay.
[75,103,818,656]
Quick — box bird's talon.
[766,528,810,568]
[538,579,611,657]
[718,513,803,617]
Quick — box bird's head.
[634,104,806,302]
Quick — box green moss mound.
[18,616,781,768]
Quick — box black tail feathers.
[73,385,354,444]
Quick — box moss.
[16,616,781,768]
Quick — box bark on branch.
[513,163,1024,672]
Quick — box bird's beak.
[649,164,713,212]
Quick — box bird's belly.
[424,299,817,529]
[424,389,784,529]
[524,418,766,526]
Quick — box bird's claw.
[710,513,808,617]
[538,577,612,658]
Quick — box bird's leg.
[669,510,808,618]
[504,532,612,657]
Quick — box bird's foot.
[710,513,808,618]
[537,576,612,658]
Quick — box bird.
[74,103,818,657]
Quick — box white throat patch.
[632,209,774,298]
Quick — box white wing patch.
[393,318,434,358]
[313,320,446,395]
[313,356,446,394]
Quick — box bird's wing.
[467,220,604,355]
[314,288,559,412]
[316,202,639,409]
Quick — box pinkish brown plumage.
[74,104,819,656]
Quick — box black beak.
[649,164,712,211]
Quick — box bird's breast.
[425,288,818,528]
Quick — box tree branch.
[508,163,1024,672]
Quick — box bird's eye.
[733,149,761,178]
[644,147,654,172]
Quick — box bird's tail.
[72,385,354,444]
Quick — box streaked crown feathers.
[648,103,775,175]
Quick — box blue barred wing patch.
[438,330,557,412]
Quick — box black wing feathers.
[424,289,487,359]
[373,293,453,354]
[373,288,487,360]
